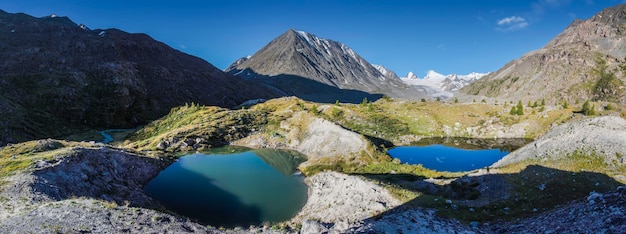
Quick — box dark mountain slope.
[0,10,276,145]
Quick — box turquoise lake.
[144,147,308,227]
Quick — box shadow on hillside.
[356,165,624,224]
[237,69,384,104]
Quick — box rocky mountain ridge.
[226,29,428,103]
[372,64,400,79]
[462,3,626,104]
[0,10,276,146]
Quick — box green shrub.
[582,100,597,116]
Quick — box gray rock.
[492,116,626,168]
[300,220,329,234]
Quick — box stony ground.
[492,115,626,168]
[0,116,625,233]
[490,186,626,233]
[233,110,370,166]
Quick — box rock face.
[492,116,626,168]
[0,10,276,146]
[462,3,626,104]
[372,64,400,79]
[226,29,426,103]
[0,146,168,215]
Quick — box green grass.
[124,104,268,152]
[0,140,76,178]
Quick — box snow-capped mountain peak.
[405,71,418,79]
[424,70,446,81]
[401,70,489,93]
[372,64,399,79]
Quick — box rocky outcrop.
[293,171,401,233]
[233,111,370,164]
[0,146,168,217]
[492,116,626,168]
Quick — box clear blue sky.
[0,0,623,76]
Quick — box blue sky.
[0,0,623,76]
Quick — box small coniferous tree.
[541,98,546,106]
[582,100,596,116]
[454,97,459,103]
[516,100,524,115]
[563,101,569,109]
[360,97,368,108]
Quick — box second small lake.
[144,147,308,227]
[388,138,530,172]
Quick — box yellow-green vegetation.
[0,140,88,178]
[593,54,626,102]
[124,103,268,153]
[124,97,575,156]
[327,98,572,142]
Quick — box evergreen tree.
[582,100,596,116]
[516,100,524,115]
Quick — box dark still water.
[144,147,308,227]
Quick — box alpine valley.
[0,3,625,234]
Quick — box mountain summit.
[226,29,425,102]
[462,3,626,104]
